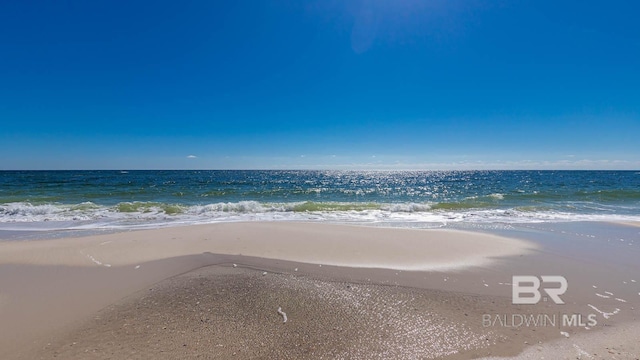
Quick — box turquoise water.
[1,170,639,232]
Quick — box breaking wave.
[2,199,640,232]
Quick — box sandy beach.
[1,222,639,359]
[4,0,639,356]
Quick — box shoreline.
[1,221,639,359]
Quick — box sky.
[1,0,639,170]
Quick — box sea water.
[1,170,639,236]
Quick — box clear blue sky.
[1,0,639,170]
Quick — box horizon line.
[1,168,639,172]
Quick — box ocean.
[1,170,639,236]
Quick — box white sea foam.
[3,200,640,234]
[587,304,620,319]
[86,254,102,266]
[381,203,433,212]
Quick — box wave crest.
[2,199,640,230]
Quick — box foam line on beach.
[587,304,620,319]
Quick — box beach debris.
[615,298,627,303]
[560,331,570,338]
[592,285,597,288]
[262,271,267,276]
[232,264,237,268]
[294,268,298,272]
[277,307,288,323]
[135,265,141,269]
[595,293,610,299]
[605,291,614,296]
[631,279,636,283]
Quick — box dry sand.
[0,222,534,270]
[1,222,639,359]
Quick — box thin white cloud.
[187,155,197,159]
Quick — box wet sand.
[1,222,639,359]
[28,264,542,360]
